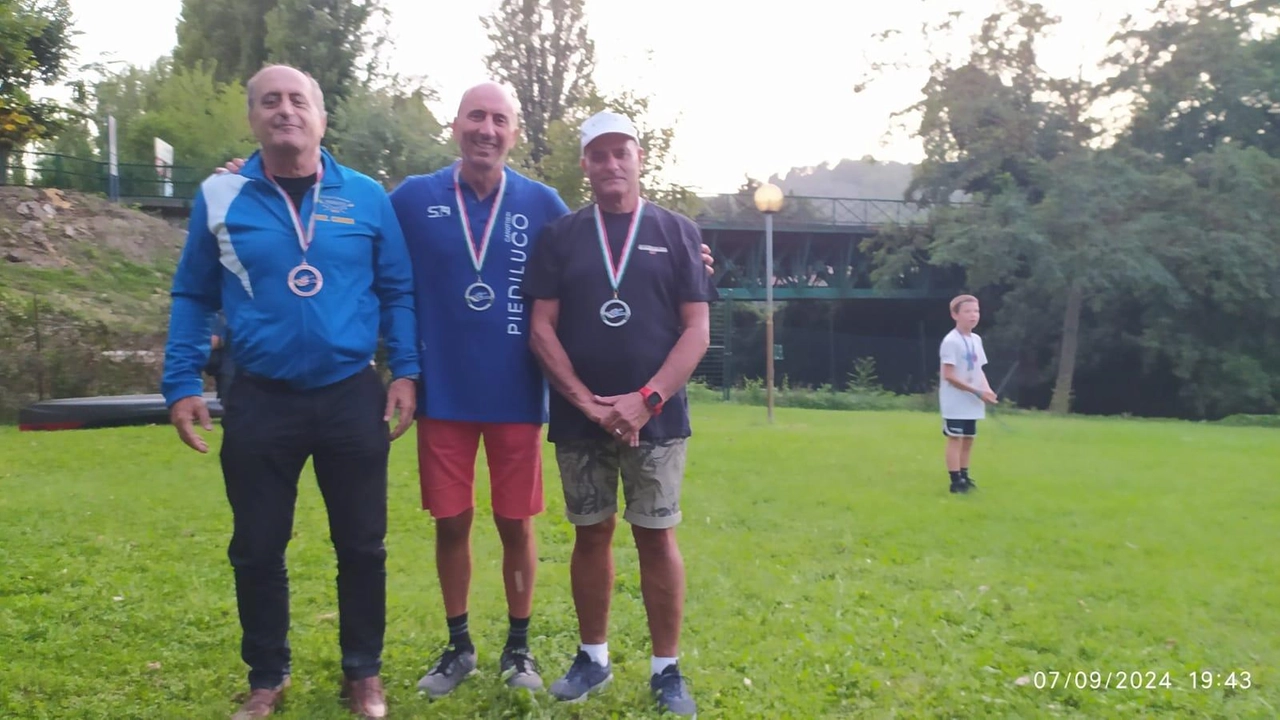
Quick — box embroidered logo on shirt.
[426,205,451,218]
[637,244,668,254]
[318,195,354,214]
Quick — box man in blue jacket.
[161,64,418,720]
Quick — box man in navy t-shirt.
[524,110,718,717]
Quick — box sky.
[64,0,1161,193]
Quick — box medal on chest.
[454,164,507,311]
[269,165,325,297]
[595,199,645,327]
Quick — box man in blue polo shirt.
[524,110,718,716]
[390,82,566,695]
[162,64,417,719]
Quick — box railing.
[2,151,930,228]
[693,193,928,228]
[0,150,203,202]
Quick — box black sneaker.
[963,474,977,490]
[500,646,543,691]
[549,650,612,702]
[950,481,969,494]
[650,664,697,716]
[416,644,477,698]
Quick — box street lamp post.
[753,182,784,423]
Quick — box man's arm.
[529,299,609,423]
[162,190,221,406]
[161,189,222,452]
[373,191,420,439]
[372,192,420,381]
[645,302,711,399]
[596,302,710,441]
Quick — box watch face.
[646,392,662,407]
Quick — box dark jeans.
[219,366,390,689]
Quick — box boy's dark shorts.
[942,418,978,437]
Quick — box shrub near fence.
[0,294,165,423]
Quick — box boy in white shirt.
[938,295,998,493]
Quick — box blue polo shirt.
[522,201,720,442]
[390,163,570,423]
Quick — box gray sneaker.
[651,664,697,716]
[416,645,478,698]
[549,650,612,702]
[500,646,543,690]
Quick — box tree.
[328,79,452,188]
[862,0,1106,412]
[174,0,387,109]
[1104,0,1280,162]
[264,0,384,108]
[173,0,274,86]
[481,0,596,173]
[125,61,257,179]
[0,0,75,175]
[81,57,256,194]
[1123,144,1280,418]
[35,116,98,192]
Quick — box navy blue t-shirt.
[390,163,570,423]
[522,201,719,442]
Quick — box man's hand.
[580,398,614,427]
[384,377,417,440]
[980,389,999,404]
[594,392,652,442]
[170,395,214,453]
[214,158,247,175]
[700,243,715,276]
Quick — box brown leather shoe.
[231,677,290,719]
[342,675,387,719]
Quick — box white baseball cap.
[580,110,639,153]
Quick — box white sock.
[581,642,609,666]
[651,655,678,676]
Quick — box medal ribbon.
[268,164,325,257]
[454,163,508,277]
[594,199,645,296]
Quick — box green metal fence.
[0,150,205,202]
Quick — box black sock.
[506,615,530,650]
[949,470,962,484]
[447,612,473,652]
[961,467,970,479]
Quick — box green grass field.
[2,404,1277,719]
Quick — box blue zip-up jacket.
[161,148,419,405]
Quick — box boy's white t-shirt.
[939,328,988,420]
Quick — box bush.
[1215,414,1280,429]
[687,379,933,413]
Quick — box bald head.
[452,81,521,175]
[456,81,520,124]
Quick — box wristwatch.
[639,386,664,415]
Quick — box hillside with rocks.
[0,187,184,331]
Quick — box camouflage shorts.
[554,438,687,529]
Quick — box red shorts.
[416,419,545,520]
